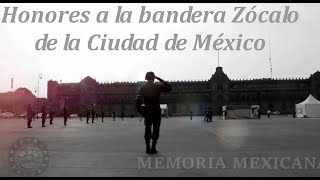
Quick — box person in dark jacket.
[41,104,47,127]
[91,107,95,123]
[101,111,105,122]
[204,108,208,122]
[112,112,116,121]
[121,112,124,121]
[49,107,54,124]
[207,107,213,122]
[63,105,69,126]
[86,108,90,124]
[26,104,33,128]
[257,109,261,119]
[136,72,171,154]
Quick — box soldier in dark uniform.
[26,104,33,128]
[101,111,105,122]
[112,112,116,121]
[136,72,171,154]
[63,105,69,126]
[224,109,228,119]
[86,108,90,124]
[41,104,47,127]
[204,108,208,122]
[207,107,213,122]
[91,107,95,123]
[121,112,124,121]
[49,106,54,124]
[257,108,261,119]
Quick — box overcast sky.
[0,3,320,98]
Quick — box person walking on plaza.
[267,109,271,119]
[121,112,124,121]
[26,104,33,128]
[41,104,47,127]
[258,108,261,119]
[86,108,90,124]
[63,105,69,126]
[101,111,105,122]
[91,108,95,123]
[207,107,213,122]
[112,112,116,121]
[204,108,208,122]
[136,72,171,154]
[49,106,54,125]
[190,110,193,120]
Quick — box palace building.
[47,67,320,116]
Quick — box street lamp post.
[37,73,43,118]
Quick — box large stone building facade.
[47,67,320,116]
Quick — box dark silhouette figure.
[91,108,95,123]
[86,108,90,124]
[207,107,213,122]
[204,108,208,122]
[41,105,47,127]
[49,107,54,124]
[121,112,124,121]
[257,109,261,119]
[293,109,296,118]
[112,112,116,121]
[136,72,171,154]
[190,110,193,120]
[63,106,69,125]
[26,104,33,128]
[224,110,228,119]
[101,111,105,122]
[96,113,99,121]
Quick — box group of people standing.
[26,104,69,128]
[83,108,125,124]
[26,103,129,128]
[25,71,171,155]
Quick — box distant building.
[47,67,320,116]
[0,88,39,115]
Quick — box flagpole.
[269,33,273,79]
[11,77,13,92]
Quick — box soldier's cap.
[145,71,156,80]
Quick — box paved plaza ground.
[1,115,320,177]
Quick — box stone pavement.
[0,115,320,177]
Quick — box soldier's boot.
[146,141,152,154]
[150,142,158,154]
